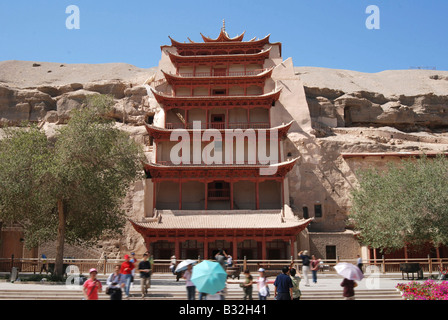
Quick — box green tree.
[0,95,144,277]
[349,155,448,254]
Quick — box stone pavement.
[0,271,413,300]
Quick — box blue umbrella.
[191,260,227,294]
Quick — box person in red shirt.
[120,254,135,298]
[83,268,102,300]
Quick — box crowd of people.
[83,251,153,300]
[82,249,358,300]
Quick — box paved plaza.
[0,271,416,300]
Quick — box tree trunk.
[54,199,66,277]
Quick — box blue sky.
[0,0,447,73]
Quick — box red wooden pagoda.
[131,27,312,260]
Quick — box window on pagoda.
[208,181,230,200]
[212,88,227,96]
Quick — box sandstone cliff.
[1,60,447,256]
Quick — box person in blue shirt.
[274,266,293,300]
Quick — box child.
[241,269,253,300]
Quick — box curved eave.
[167,47,272,63]
[143,157,298,179]
[200,30,246,42]
[129,217,313,234]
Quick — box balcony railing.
[176,69,268,78]
[165,122,270,130]
[156,160,269,167]
[208,188,230,200]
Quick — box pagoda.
[131,25,312,260]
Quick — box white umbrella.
[334,262,364,281]
[175,259,198,273]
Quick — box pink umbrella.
[334,262,364,281]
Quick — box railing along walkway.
[1,257,447,276]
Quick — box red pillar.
[205,182,208,211]
[175,239,180,259]
[179,179,182,210]
[262,237,267,261]
[204,238,209,260]
[233,237,238,261]
[256,180,260,210]
[230,181,234,210]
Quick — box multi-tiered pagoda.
[130,26,312,260]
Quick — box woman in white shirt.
[257,268,270,300]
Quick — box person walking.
[183,263,196,300]
[106,265,124,300]
[138,253,152,299]
[341,278,357,300]
[83,268,102,300]
[310,255,321,284]
[40,254,48,274]
[227,254,233,267]
[298,250,311,286]
[289,268,302,300]
[274,266,293,300]
[257,268,269,300]
[357,255,364,274]
[241,269,253,300]
[120,254,135,299]
[130,252,137,288]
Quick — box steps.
[0,285,402,300]
[0,273,404,300]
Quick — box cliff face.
[297,67,448,133]
[1,60,447,255]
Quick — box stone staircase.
[0,275,403,300]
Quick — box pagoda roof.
[151,88,281,109]
[145,120,293,141]
[129,211,313,236]
[143,157,298,180]
[167,47,272,65]
[167,34,271,49]
[201,29,246,42]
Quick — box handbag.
[106,274,121,295]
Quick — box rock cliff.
[1,60,447,255]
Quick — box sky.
[0,0,447,73]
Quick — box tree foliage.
[0,95,144,275]
[349,155,448,253]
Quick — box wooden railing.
[176,69,268,78]
[165,122,270,130]
[1,257,447,276]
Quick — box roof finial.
[222,19,226,32]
